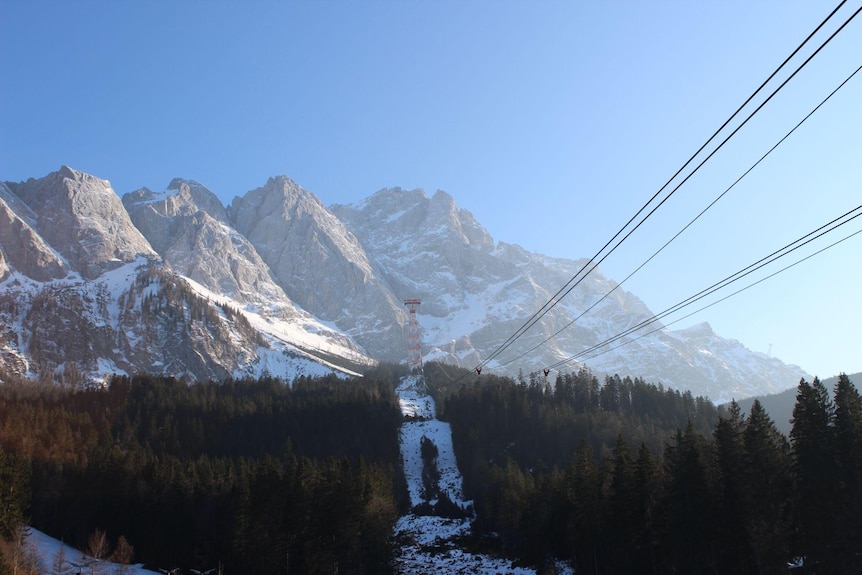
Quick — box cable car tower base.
[404,299,426,389]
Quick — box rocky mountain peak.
[166,178,228,222]
[346,186,427,212]
[0,183,68,281]
[5,166,157,279]
[123,180,301,317]
[229,175,328,227]
[124,179,227,222]
[230,178,406,360]
[678,322,718,339]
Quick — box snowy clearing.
[25,528,159,575]
[392,375,573,575]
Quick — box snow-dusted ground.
[25,527,159,574]
[392,375,573,574]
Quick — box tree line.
[433,366,861,574]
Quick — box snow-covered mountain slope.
[0,168,374,385]
[0,259,370,385]
[123,178,342,328]
[332,188,808,401]
[1,167,809,399]
[229,176,407,360]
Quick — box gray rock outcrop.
[230,176,406,359]
[4,166,157,279]
[0,183,68,281]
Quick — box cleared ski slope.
[392,375,573,574]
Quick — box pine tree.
[743,399,791,574]
[0,448,29,542]
[606,435,637,574]
[712,400,752,573]
[789,377,836,567]
[632,442,660,574]
[832,373,862,566]
[662,422,717,573]
[564,442,603,575]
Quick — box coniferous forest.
[0,370,406,574]
[0,363,860,574]
[428,364,862,575]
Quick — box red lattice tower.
[404,299,423,373]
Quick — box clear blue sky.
[2,0,860,381]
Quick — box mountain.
[124,178,312,322]
[331,188,807,401]
[228,176,407,360]
[3,166,157,279]
[0,167,809,400]
[0,167,374,386]
[0,182,68,282]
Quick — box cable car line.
[495,62,862,370]
[573,226,862,368]
[545,205,862,371]
[556,204,862,368]
[473,2,860,374]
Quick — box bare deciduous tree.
[86,529,109,560]
[51,543,67,574]
[85,528,110,574]
[110,536,134,575]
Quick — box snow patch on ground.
[25,527,159,575]
[392,375,574,574]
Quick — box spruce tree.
[712,400,751,573]
[0,448,28,542]
[789,377,836,567]
[743,399,791,574]
[832,373,862,566]
[663,423,717,573]
[606,435,635,572]
[632,442,660,574]
[564,442,602,575]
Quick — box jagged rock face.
[10,264,262,383]
[165,178,230,222]
[332,188,504,316]
[0,184,68,281]
[229,176,406,359]
[4,167,157,279]
[331,187,806,401]
[0,169,374,385]
[123,180,304,319]
[0,259,366,386]
[331,187,649,358]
